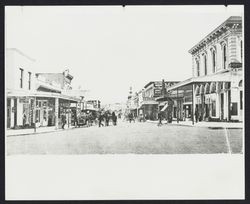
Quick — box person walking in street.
[112,112,117,126]
[98,112,104,127]
[128,113,132,123]
[157,111,163,127]
[61,112,66,129]
[104,111,110,126]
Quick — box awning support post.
[34,97,36,133]
[192,84,195,125]
[55,98,59,129]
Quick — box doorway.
[14,98,17,127]
[220,93,224,120]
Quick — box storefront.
[167,71,243,123]
[6,90,80,129]
[6,93,36,129]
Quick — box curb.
[6,127,78,137]
[146,120,243,129]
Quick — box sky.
[5,5,243,105]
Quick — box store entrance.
[36,100,49,127]
[220,93,224,120]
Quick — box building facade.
[6,48,36,128]
[6,48,82,129]
[168,16,243,122]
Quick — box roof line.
[6,48,36,62]
[188,16,242,54]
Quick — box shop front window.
[231,103,238,116]
[212,100,216,117]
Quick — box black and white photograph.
[4,4,244,200]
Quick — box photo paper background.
[5,5,244,200]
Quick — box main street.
[7,120,243,155]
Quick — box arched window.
[196,59,200,77]
[222,43,227,69]
[239,80,242,87]
[211,48,216,73]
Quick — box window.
[211,100,216,117]
[222,44,227,69]
[28,72,31,90]
[19,68,23,88]
[231,103,238,116]
[204,55,207,75]
[240,40,243,62]
[211,49,216,73]
[196,59,200,76]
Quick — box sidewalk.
[6,125,76,137]
[147,120,243,129]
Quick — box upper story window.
[211,48,216,73]
[195,58,200,77]
[204,54,207,75]
[222,43,227,69]
[240,40,243,62]
[28,72,31,90]
[19,68,23,88]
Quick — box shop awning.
[167,71,232,91]
[140,100,159,105]
[6,89,80,102]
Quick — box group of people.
[61,110,119,129]
[98,111,118,127]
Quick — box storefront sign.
[154,82,162,87]
[19,98,29,103]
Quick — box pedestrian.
[112,112,117,126]
[98,112,104,127]
[157,111,163,126]
[61,112,66,129]
[128,113,132,123]
[104,111,110,126]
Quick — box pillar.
[55,97,59,129]
[192,84,195,125]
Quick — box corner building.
[168,16,243,122]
